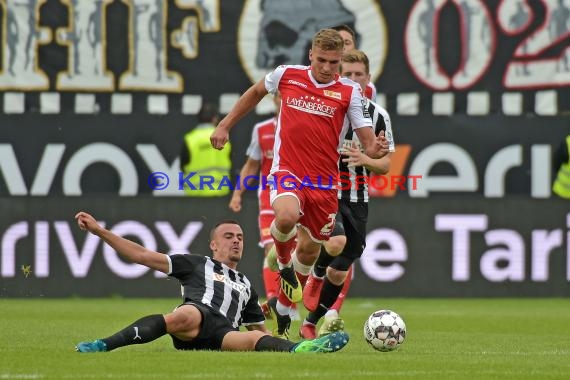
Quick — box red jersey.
[246,117,276,178]
[246,117,275,214]
[265,65,372,182]
[365,82,377,101]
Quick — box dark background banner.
[0,114,565,197]
[0,0,568,198]
[1,197,568,297]
[0,0,567,102]
[0,0,568,197]
[0,1,568,296]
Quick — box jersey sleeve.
[264,65,287,95]
[347,84,373,130]
[240,286,265,326]
[374,105,396,153]
[168,254,201,279]
[245,125,262,160]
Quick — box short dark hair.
[209,219,240,240]
[198,102,219,123]
[331,24,356,42]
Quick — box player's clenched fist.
[228,193,242,212]
[75,212,101,234]
[210,126,229,150]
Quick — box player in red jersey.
[211,28,389,338]
[314,24,379,321]
[300,50,395,339]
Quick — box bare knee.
[238,331,266,351]
[164,305,201,338]
[326,267,348,286]
[272,197,300,231]
[324,236,346,257]
[274,211,298,231]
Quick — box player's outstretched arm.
[75,211,170,274]
[210,80,268,150]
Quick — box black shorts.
[330,199,368,271]
[170,302,236,351]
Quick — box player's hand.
[341,146,368,167]
[228,194,242,212]
[75,211,100,233]
[210,125,229,150]
[374,130,389,158]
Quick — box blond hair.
[341,49,370,74]
[312,29,344,51]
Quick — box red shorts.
[258,188,274,247]
[269,171,338,242]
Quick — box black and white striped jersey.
[167,254,265,329]
[338,99,395,203]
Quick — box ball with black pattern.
[363,309,406,351]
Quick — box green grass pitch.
[1,298,569,379]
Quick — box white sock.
[292,252,312,276]
[276,300,291,316]
[325,309,339,319]
[270,220,297,242]
[277,259,293,271]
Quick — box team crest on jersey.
[323,90,342,100]
[213,273,225,282]
[282,181,295,188]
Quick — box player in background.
[211,29,389,338]
[300,49,396,339]
[228,92,300,322]
[331,24,377,101]
[74,212,349,353]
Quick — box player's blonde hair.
[312,29,344,51]
[341,49,370,74]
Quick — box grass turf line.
[1,298,569,380]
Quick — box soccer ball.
[363,309,406,351]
